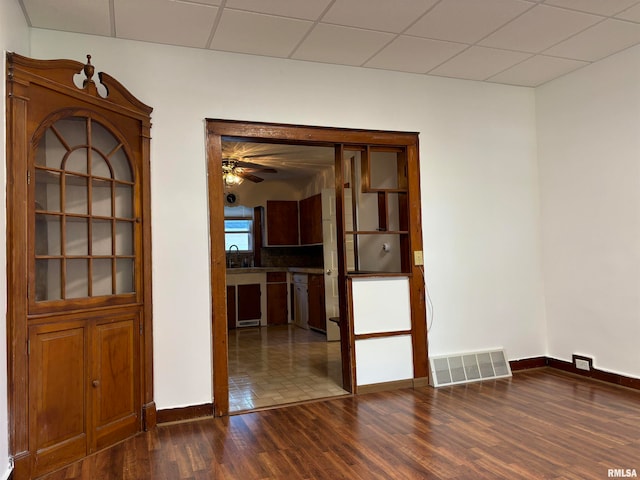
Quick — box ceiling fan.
[222,157,277,186]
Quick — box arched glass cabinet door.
[32,114,137,308]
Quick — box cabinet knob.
[92,380,100,388]
[326,269,332,275]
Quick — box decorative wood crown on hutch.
[6,53,154,480]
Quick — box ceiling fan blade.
[234,160,277,173]
[241,152,290,159]
[236,171,264,183]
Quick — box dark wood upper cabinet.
[266,200,299,245]
[299,193,322,245]
[6,53,154,480]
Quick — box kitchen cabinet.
[292,274,309,329]
[307,274,326,332]
[237,284,261,326]
[226,272,266,327]
[226,286,236,330]
[299,193,322,245]
[266,200,299,245]
[266,272,288,325]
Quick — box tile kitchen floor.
[228,324,348,412]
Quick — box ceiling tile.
[292,24,394,66]
[406,0,533,44]
[322,0,438,33]
[23,0,112,36]
[487,54,588,86]
[616,3,640,22]
[479,4,602,52]
[364,36,466,73]
[224,0,333,20]
[544,18,640,61]
[114,0,218,48]
[543,0,639,16]
[210,10,312,57]
[430,46,531,80]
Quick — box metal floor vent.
[429,349,512,387]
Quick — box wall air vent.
[429,349,512,387]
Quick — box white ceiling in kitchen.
[17,0,640,86]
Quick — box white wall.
[28,29,546,409]
[537,45,640,378]
[1,0,30,475]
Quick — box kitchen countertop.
[226,267,323,275]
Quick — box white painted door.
[322,188,341,341]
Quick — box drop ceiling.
[17,0,640,87]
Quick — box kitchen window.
[224,206,254,251]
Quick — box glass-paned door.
[33,116,136,303]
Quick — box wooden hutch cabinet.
[6,54,154,479]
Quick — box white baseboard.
[1,460,13,480]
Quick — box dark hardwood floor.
[40,368,639,480]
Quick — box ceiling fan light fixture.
[223,171,244,186]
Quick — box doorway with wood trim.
[206,120,427,417]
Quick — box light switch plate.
[414,250,424,266]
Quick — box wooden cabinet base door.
[93,315,140,451]
[28,313,140,477]
[29,322,88,477]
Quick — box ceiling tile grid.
[321,0,439,33]
[17,0,640,87]
[365,35,467,73]
[210,9,313,58]
[429,46,532,81]
[113,0,219,48]
[21,0,112,36]
[291,23,395,66]
[405,0,535,44]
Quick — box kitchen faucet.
[227,244,239,268]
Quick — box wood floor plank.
[39,368,640,480]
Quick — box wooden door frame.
[206,119,428,417]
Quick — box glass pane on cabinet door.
[115,258,134,294]
[115,221,133,255]
[35,214,61,256]
[111,148,132,182]
[92,258,113,296]
[35,259,61,301]
[92,219,112,256]
[66,259,88,298]
[65,148,88,174]
[92,153,112,179]
[92,178,112,217]
[54,117,87,152]
[115,184,133,218]
[35,129,67,169]
[91,121,119,155]
[65,217,88,256]
[35,170,61,212]
[64,175,88,214]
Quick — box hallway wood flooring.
[40,368,639,479]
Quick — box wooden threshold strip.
[354,330,412,341]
